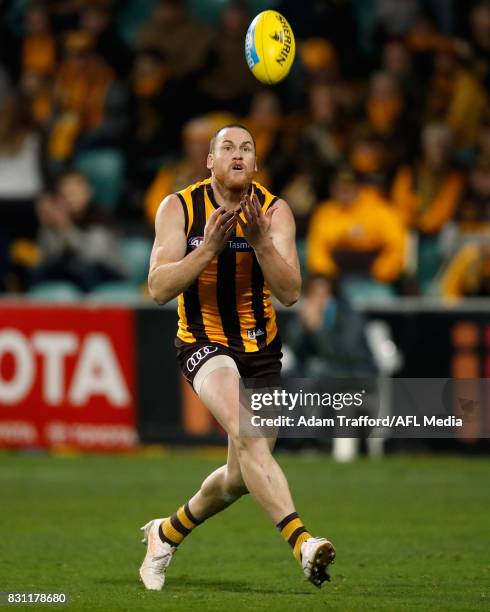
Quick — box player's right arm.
[148,194,236,305]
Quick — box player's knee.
[232,435,270,461]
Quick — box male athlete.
[140,125,335,589]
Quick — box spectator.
[0,96,42,234]
[373,0,420,41]
[126,46,190,190]
[30,171,126,292]
[299,38,339,85]
[1,0,488,302]
[0,63,12,108]
[79,3,132,79]
[301,83,345,171]
[143,114,235,225]
[0,93,43,290]
[0,12,21,82]
[440,233,490,298]
[391,123,464,235]
[244,89,282,174]
[468,1,490,90]
[47,31,124,163]
[285,275,377,377]
[349,130,393,193]
[405,13,455,82]
[22,2,57,75]
[391,123,465,292]
[424,42,487,151]
[307,167,407,286]
[364,71,414,158]
[137,0,212,80]
[381,38,422,114]
[381,37,413,81]
[198,1,258,115]
[475,119,490,166]
[19,70,53,129]
[22,2,57,77]
[438,160,490,276]
[271,83,343,237]
[454,161,490,234]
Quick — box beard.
[214,167,255,191]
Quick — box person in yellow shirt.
[22,3,57,77]
[391,124,464,235]
[440,236,490,298]
[390,124,465,292]
[307,167,407,285]
[48,32,116,162]
[424,43,487,151]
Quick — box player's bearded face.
[208,130,257,189]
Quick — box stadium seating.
[120,236,152,285]
[74,149,125,210]
[86,281,142,303]
[28,281,82,302]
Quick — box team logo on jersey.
[186,345,219,373]
[187,236,251,252]
[247,328,265,340]
[188,236,204,249]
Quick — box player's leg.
[140,357,254,590]
[199,366,336,584]
[157,356,249,549]
[158,438,247,552]
[198,365,335,586]
[141,351,334,588]
[200,366,295,521]
[186,437,249,518]
[140,423,274,590]
[160,430,277,540]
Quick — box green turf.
[0,451,488,611]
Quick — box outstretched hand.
[203,206,237,255]
[236,194,276,250]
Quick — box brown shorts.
[175,333,282,387]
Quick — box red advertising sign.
[0,304,137,451]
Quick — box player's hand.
[203,206,237,255]
[237,194,275,250]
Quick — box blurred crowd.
[0,0,489,302]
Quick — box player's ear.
[207,153,214,170]
[254,156,258,172]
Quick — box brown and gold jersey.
[176,178,279,352]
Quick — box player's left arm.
[241,197,301,306]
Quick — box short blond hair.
[209,124,256,154]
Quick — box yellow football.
[245,10,295,85]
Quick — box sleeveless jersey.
[176,178,279,352]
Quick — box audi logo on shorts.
[186,345,219,372]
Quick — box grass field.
[0,450,488,611]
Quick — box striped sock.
[158,502,203,547]
[277,512,312,562]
